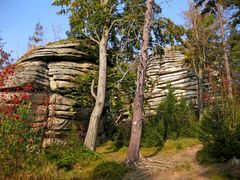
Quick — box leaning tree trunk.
[84,30,109,151]
[217,4,233,100]
[126,0,153,165]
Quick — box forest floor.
[17,138,239,179]
[121,144,240,180]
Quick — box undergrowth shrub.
[196,144,220,164]
[141,118,164,147]
[198,99,240,162]
[44,127,100,171]
[141,86,199,147]
[0,47,47,177]
[91,161,131,180]
[113,122,131,150]
[0,102,42,177]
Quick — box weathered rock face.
[145,47,197,116]
[0,42,197,145]
[0,41,96,146]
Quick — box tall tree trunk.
[217,4,233,100]
[197,67,204,121]
[126,0,153,165]
[84,30,109,151]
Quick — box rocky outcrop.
[0,41,197,145]
[0,40,97,146]
[145,47,197,116]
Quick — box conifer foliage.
[28,21,44,49]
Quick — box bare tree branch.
[89,36,100,45]
[91,79,97,100]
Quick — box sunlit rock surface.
[0,42,197,145]
[145,47,197,116]
[0,40,97,146]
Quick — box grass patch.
[44,143,100,171]
[140,147,162,157]
[96,140,116,154]
[140,138,200,157]
[96,141,128,162]
[162,138,200,153]
[175,162,192,171]
[91,161,132,180]
[98,138,200,161]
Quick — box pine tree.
[183,2,220,120]
[0,33,11,69]
[28,21,44,49]
[125,0,153,165]
[193,0,234,99]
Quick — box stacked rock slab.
[145,47,197,116]
[0,41,96,146]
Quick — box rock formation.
[0,41,197,145]
[145,47,197,116]
[0,40,97,146]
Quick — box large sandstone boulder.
[0,41,197,145]
[145,47,197,116]
[0,40,97,146]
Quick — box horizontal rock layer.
[145,47,197,116]
[0,41,97,146]
[1,41,197,145]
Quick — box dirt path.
[123,144,230,180]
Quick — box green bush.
[44,127,100,171]
[199,99,240,161]
[141,119,164,147]
[113,122,131,150]
[141,86,199,147]
[196,144,220,164]
[45,145,100,171]
[91,161,131,180]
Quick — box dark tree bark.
[125,0,153,165]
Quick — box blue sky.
[0,0,188,59]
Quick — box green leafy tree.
[226,0,240,28]
[199,99,240,161]
[194,0,240,28]
[228,29,240,93]
[53,0,185,153]
[193,0,235,99]
[52,0,146,151]
[183,2,221,120]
